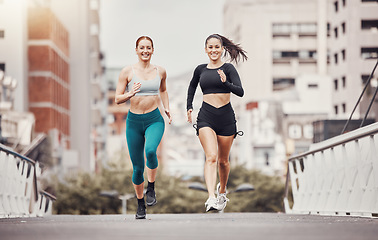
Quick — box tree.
[51,164,286,214]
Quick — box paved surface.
[0,213,377,240]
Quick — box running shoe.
[205,197,218,212]
[216,183,229,211]
[146,188,157,206]
[135,204,146,219]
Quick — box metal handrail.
[341,58,378,134]
[0,143,35,164]
[288,122,378,162]
[285,122,378,210]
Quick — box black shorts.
[195,102,237,136]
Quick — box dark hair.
[136,36,154,48]
[205,34,248,63]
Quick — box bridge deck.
[1,213,377,240]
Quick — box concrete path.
[1,213,377,240]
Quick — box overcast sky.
[99,0,225,77]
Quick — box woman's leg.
[198,127,218,198]
[126,120,146,199]
[144,119,165,206]
[144,120,165,182]
[217,135,234,194]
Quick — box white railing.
[284,122,378,218]
[0,143,56,218]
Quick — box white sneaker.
[205,197,218,212]
[216,183,229,211]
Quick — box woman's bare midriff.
[203,93,231,108]
[130,95,160,114]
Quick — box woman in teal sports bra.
[115,36,172,219]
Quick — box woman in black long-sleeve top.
[186,34,247,212]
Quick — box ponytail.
[205,34,248,64]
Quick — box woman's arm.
[159,66,172,124]
[186,65,201,111]
[115,66,140,104]
[218,64,244,97]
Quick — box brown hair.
[205,34,248,63]
[136,36,154,48]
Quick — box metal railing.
[0,143,56,218]
[284,122,378,217]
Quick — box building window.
[342,0,346,6]
[342,76,346,88]
[272,23,317,37]
[282,51,299,58]
[308,84,318,88]
[0,63,5,72]
[334,105,338,115]
[0,30,4,38]
[288,124,302,139]
[327,23,331,37]
[361,20,378,30]
[342,103,346,113]
[303,124,313,139]
[361,47,378,59]
[334,1,338,12]
[334,53,338,64]
[273,78,295,91]
[341,22,346,33]
[334,27,338,38]
[342,49,346,61]
[362,0,378,2]
[264,152,270,166]
[334,79,338,90]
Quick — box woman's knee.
[205,153,217,164]
[132,167,144,185]
[146,148,158,169]
[218,157,230,167]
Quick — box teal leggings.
[126,108,165,185]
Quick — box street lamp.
[188,181,255,213]
[99,189,145,215]
[188,182,255,193]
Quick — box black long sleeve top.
[186,63,244,111]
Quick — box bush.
[51,165,286,214]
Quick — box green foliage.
[51,164,286,215]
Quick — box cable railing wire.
[341,58,378,134]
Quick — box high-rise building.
[27,6,70,148]
[0,0,107,174]
[328,0,378,120]
[223,0,333,175]
[51,0,107,173]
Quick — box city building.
[50,0,107,173]
[0,0,107,174]
[327,0,378,120]
[223,0,333,175]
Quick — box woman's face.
[205,38,223,62]
[136,39,154,62]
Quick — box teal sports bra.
[129,66,161,96]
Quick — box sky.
[99,0,226,77]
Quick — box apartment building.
[28,6,70,148]
[51,0,107,173]
[328,0,378,120]
[223,0,332,175]
[0,0,107,174]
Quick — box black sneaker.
[135,204,146,219]
[145,188,157,206]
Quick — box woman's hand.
[187,109,193,123]
[130,82,142,96]
[165,109,172,124]
[217,69,226,83]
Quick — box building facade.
[223,0,333,175]
[327,0,378,120]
